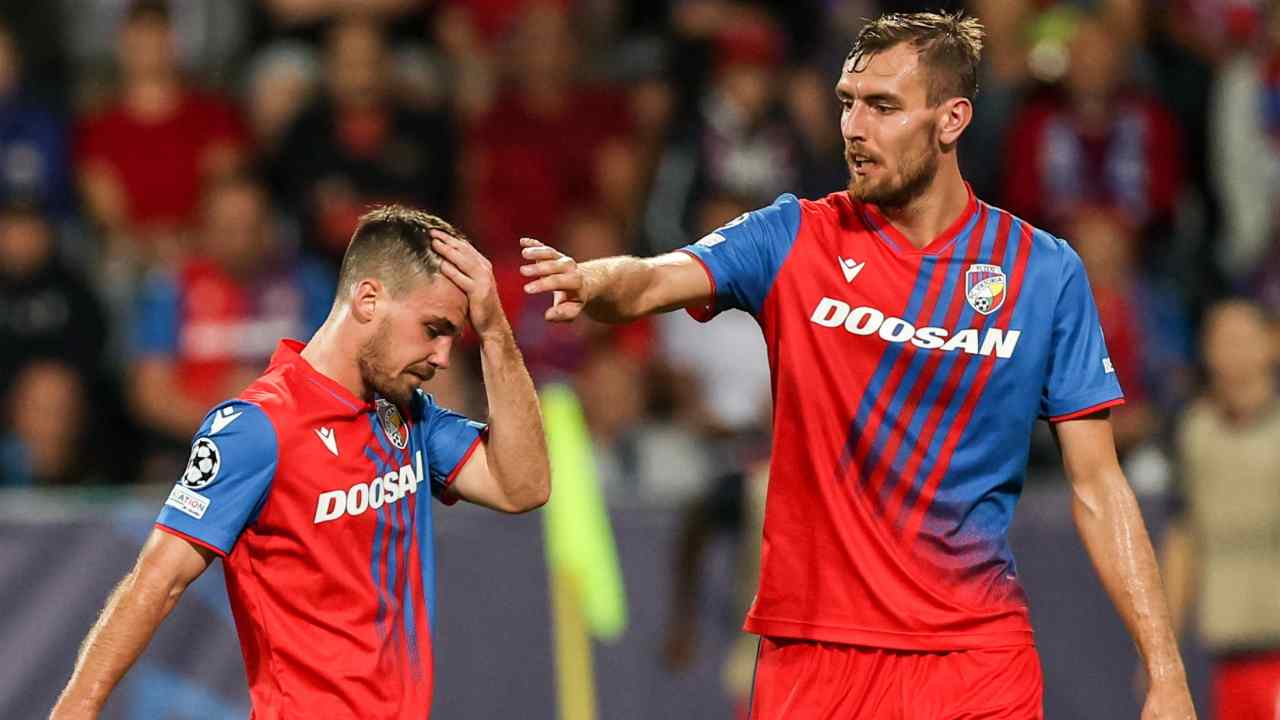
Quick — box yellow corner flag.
[539,383,628,720]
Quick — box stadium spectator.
[0,23,75,219]
[1003,12,1184,238]
[0,202,108,396]
[242,42,319,153]
[65,0,248,92]
[575,343,711,507]
[0,360,99,486]
[1208,0,1280,279]
[129,174,331,454]
[464,2,629,265]
[644,13,802,250]
[783,65,851,201]
[1069,205,1194,446]
[269,14,458,264]
[75,0,247,264]
[1162,299,1280,720]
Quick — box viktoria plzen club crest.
[376,398,409,450]
[965,264,1006,316]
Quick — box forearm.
[53,566,185,716]
[580,254,696,322]
[477,320,550,511]
[1072,469,1186,684]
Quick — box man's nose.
[427,337,453,370]
[841,103,868,143]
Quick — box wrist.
[1146,657,1188,686]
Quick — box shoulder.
[984,202,1079,273]
[235,366,301,431]
[191,398,280,473]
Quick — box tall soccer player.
[51,207,550,719]
[521,12,1194,719]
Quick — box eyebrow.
[425,317,460,336]
[836,88,902,105]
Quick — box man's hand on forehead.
[429,230,508,337]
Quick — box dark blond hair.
[847,11,984,106]
[336,205,469,298]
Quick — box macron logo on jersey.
[838,257,865,283]
[810,297,1021,359]
[314,450,423,524]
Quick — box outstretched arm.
[432,232,550,513]
[51,530,215,719]
[519,238,713,324]
[1055,413,1195,720]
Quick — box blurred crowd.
[2,0,1279,714]
[0,0,1276,493]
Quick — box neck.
[1216,373,1276,423]
[300,309,371,402]
[873,161,970,250]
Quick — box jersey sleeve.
[1040,245,1126,421]
[155,400,278,555]
[678,193,802,320]
[417,391,487,504]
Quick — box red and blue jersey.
[155,339,485,719]
[681,188,1123,651]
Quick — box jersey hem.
[678,249,719,322]
[1047,396,1125,423]
[155,522,229,557]
[439,430,487,506]
[742,615,1035,652]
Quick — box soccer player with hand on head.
[521,12,1193,719]
[51,207,550,719]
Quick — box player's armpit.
[444,440,546,513]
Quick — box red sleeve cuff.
[155,523,228,557]
[1048,397,1125,423]
[678,249,718,323]
[439,430,487,506]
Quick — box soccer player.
[520,12,1195,719]
[51,207,550,719]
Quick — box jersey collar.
[856,182,979,256]
[269,339,373,413]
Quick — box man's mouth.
[848,151,877,174]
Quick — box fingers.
[519,236,548,249]
[519,257,576,278]
[545,301,583,322]
[521,245,562,262]
[524,272,582,295]
[431,230,487,277]
[438,259,473,291]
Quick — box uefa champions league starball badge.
[965,264,1007,316]
[180,438,221,489]
[376,398,409,450]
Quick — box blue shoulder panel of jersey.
[679,193,803,319]
[1040,238,1125,420]
[413,390,486,496]
[155,400,278,555]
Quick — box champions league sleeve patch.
[180,437,222,489]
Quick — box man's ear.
[350,279,383,324]
[937,97,972,148]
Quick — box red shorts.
[749,637,1043,720]
[1214,650,1280,720]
